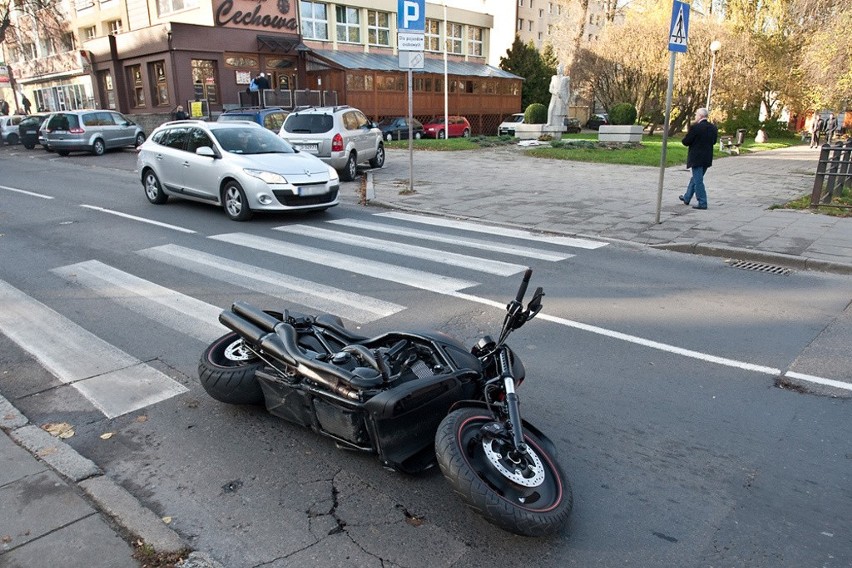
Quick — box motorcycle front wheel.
[435,407,572,536]
[198,332,264,405]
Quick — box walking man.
[809,112,824,148]
[679,108,718,210]
[825,112,838,145]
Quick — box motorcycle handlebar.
[515,268,533,303]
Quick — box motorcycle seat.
[314,314,369,344]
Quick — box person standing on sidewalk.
[809,112,824,148]
[825,112,838,145]
[679,107,718,210]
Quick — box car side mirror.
[196,146,218,158]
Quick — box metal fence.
[811,140,852,209]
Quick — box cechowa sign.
[214,0,298,32]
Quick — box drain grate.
[727,259,792,275]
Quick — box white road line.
[0,185,53,199]
[448,291,850,392]
[274,225,526,276]
[51,260,226,343]
[324,219,573,262]
[376,212,608,249]
[139,244,404,324]
[209,233,478,294]
[0,279,188,418]
[80,205,196,233]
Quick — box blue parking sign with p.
[398,0,425,32]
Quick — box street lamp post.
[706,40,721,111]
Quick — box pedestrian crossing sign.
[668,0,690,53]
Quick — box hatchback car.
[497,113,524,136]
[137,120,339,221]
[421,116,471,139]
[0,115,25,145]
[43,110,146,156]
[586,113,609,130]
[279,105,384,182]
[376,117,424,141]
[217,106,288,132]
[17,113,50,148]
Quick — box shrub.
[525,103,547,125]
[609,103,637,125]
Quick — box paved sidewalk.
[362,144,852,273]
[0,395,220,568]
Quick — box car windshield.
[377,118,399,127]
[213,126,295,155]
[507,115,524,123]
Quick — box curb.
[653,242,852,275]
[0,394,187,556]
[360,197,852,275]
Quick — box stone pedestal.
[514,124,566,140]
[598,125,643,143]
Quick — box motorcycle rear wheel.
[198,332,264,405]
[435,407,572,536]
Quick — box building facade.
[2,0,523,135]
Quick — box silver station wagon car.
[43,110,146,156]
[137,120,339,221]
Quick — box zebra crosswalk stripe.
[51,260,227,343]
[375,212,609,249]
[273,224,527,276]
[324,219,573,262]
[208,233,478,294]
[0,279,187,419]
[138,244,404,324]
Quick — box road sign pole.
[656,51,677,224]
[408,67,414,192]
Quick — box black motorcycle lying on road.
[199,269,572,536]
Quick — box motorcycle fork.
[498,348,528,457]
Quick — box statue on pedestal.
[547,64,571,129]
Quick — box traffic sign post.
[656,0,691,224]
[397,0,425,192]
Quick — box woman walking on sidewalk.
[679,108,718,210]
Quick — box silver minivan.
[43,110,146,156]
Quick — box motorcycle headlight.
[244,169,288,185]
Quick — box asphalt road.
[1,145,850,567]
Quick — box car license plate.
[298,185,326,197]
[295,144,318,152]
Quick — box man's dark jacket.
[682,119,719,169]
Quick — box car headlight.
[327,165,339,182]
[244,169,288,184]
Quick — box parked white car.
[137,120,339,221]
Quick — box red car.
[422,116,471,139]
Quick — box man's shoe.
[678,195,689,205]
[692,205,707,210]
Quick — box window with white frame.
[82,26,96,40]
[157,0,198,16]
[335,6,360,43]
[20,43,37,61]
[425,19,440,52]
[517,18,522,32]
[107,19,123,34]
[367,10,390,46]
[467,26,483,57]
[300,1,328,40]
[447,22,462,54]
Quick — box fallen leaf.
[37,447,58,457]
[42,423,74,438]
[100,432,114,440]
[162,516,172,524]
[135,415,148,423]
[58,429,75,439]
[1,535,12,544]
